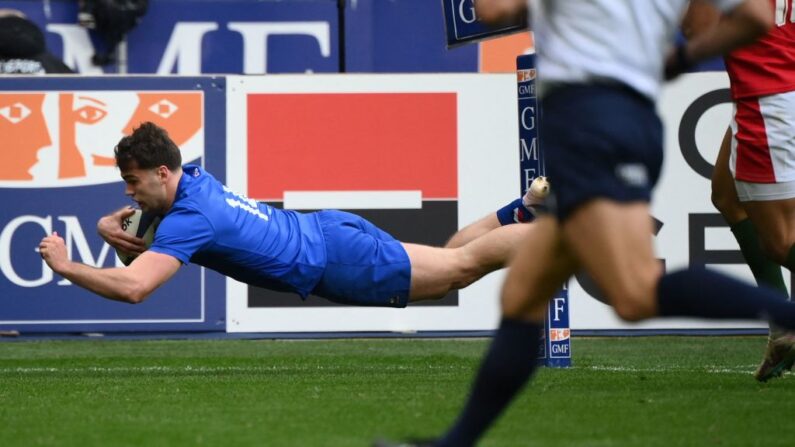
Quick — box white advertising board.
[226,72,773,333]
[226,74,519,332]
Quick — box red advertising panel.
[247,93,457,201]
[245,92,460,307]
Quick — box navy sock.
[496,198,535,225]
[437,318,542,447]
[730,219,787,293]
[657,267,795,328]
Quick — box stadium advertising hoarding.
[9,0,339,75]
[0,77,226,332]
[227,72,770,333]
[0,73,769,334]
[10,0,478,75]
[225,74,519,332]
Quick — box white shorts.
[730,90,795,201]
[735,179,795,202]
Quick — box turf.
[1,336,793,446]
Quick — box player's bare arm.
[97,206,148,254]
[681,0,721,39]
[669,0,771,75]
[474,0,526,25]
[39,232,180,303]
[692,0,771,55]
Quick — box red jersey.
[725,0,795,99]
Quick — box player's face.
[121,166,169,213]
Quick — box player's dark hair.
[115,122,182,171]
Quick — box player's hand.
[39,232,69,274]
[474,0,527,26]
[97,206,147,254]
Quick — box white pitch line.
[579,365,759,375]
[0,364,767,376]
[0,364,466,374]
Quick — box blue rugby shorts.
[311,210,411,307]
[541,83,663,221]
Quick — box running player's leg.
[541,86,795,328]
[732,92,795,270]
[738,195,795,379]
[440,193,795,444]
[437,215,578,447]
[728,91,795,379]
[742,198,795,267]
[561,196,795,330]
[405,223,530,302]
[562,200,661,319]
[714,125,792,380]
[435,185,795,447]
[713,126,786,290]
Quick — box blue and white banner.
[10,0,478,75]
[516,54,571,365]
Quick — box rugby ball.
[116,209,160,266]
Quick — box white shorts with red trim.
[735,179,795,202]
[730,90,795,189]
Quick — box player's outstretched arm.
[39,232,181,304]
[97,206,148,255]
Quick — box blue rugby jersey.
[148,165,327,297]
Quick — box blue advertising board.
[10,0,478,75]
[0,76,226,332]
[516,54,571,367]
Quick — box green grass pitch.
[1,336,794,446]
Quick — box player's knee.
[499,272,550,321]
[607,270,660,322]
[450,268,479,291]
[612,298,656,322]
[500,282,527,318]
[710,186,744,222]
[449,250,482,290]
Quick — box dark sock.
[730,219,788,294]
[437,319,542,447]
[785,244,795,273]
[496,198,535,225]
[657,267,795,329]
